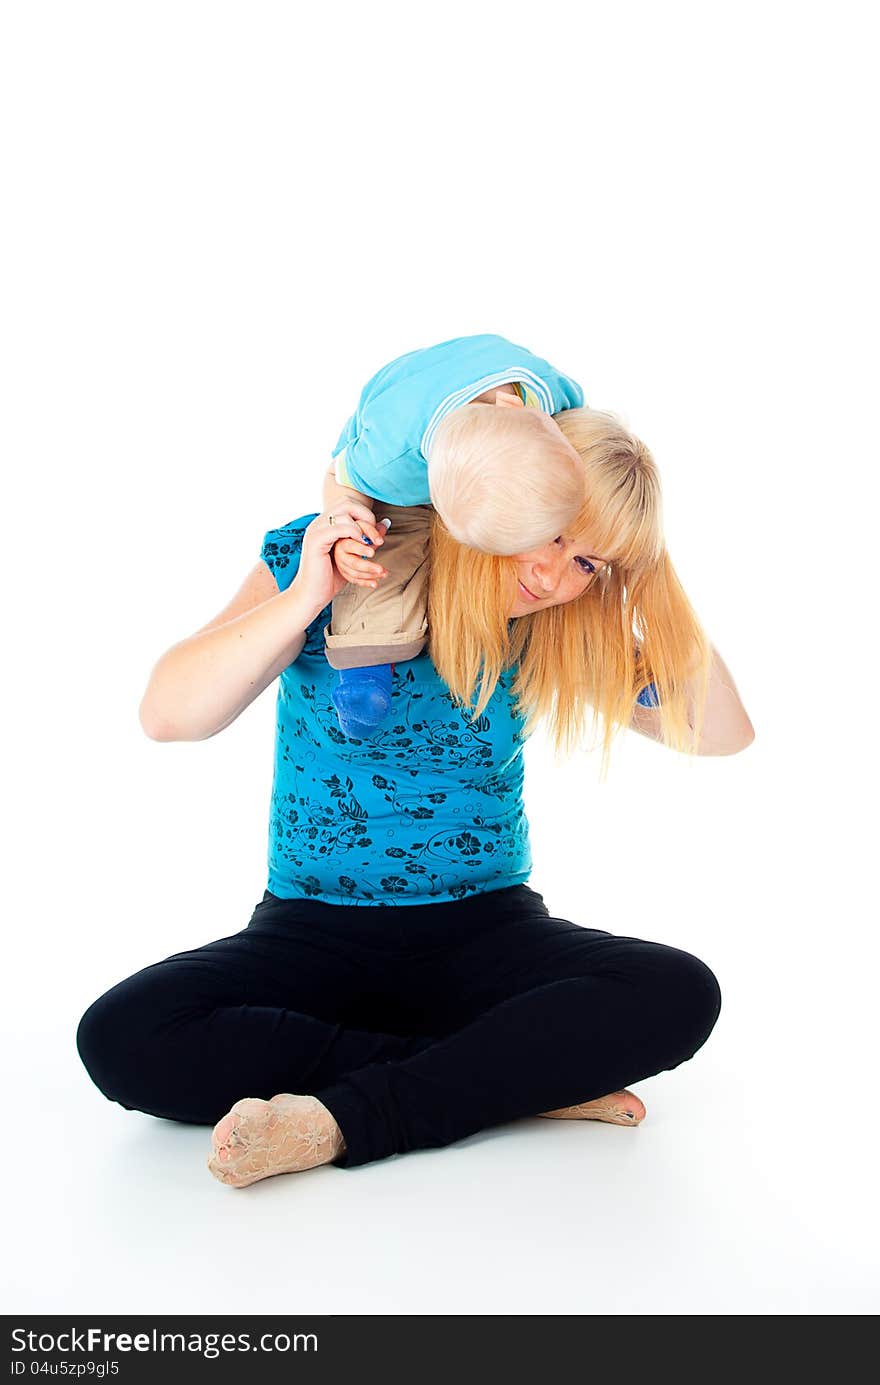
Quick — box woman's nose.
[531,549,565,591]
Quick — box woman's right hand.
[294,504,389,612]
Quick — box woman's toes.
[210,1097,267,1163]
[211,1110,241,1161]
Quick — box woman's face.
[507,532,611,617]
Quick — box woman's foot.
[207,1093,346,1188]
[539,1088,646,1126]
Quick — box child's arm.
[322,461,373,514]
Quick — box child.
[321,333,586,737]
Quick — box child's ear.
[494,389,525,408]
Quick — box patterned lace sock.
[207,1094,346,1189]
[539,1088,646,1126]
[331,664,393,738]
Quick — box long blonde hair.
[426,406,713,777]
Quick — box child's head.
[426,401,584,554]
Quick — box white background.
[2,1,877,1315]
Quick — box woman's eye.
[555,538,595,576]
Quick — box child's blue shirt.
[333,333,585,505]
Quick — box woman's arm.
[140,504,389,743]
[138,568,327,742]
[630,644,755,756]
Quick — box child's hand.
[333,516,392,590]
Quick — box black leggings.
[76,884,722,1169]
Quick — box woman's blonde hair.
[427,402,584,553]
[426,406,713,777]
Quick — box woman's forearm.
[631,644,754,755]
[688,645,755,755]
[139,581,326,743]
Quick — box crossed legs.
[76,887,720,1189]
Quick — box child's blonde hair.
[426,406,713,778]
[426,402,584,554]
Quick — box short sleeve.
[632,641,660,708]
[636,681,660,708]
[259,514,317,594]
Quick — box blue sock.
[331,664,393,738]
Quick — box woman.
[76,408,753,1189]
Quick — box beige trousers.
[324,502,434,669]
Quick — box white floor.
[5,1018,876,1316]
[7,729,880,1316]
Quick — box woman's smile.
[517,579,540,602]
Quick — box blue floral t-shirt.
[259,515,533,906]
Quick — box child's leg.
[325,503,433,737]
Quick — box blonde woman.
[76,408,753,1188]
